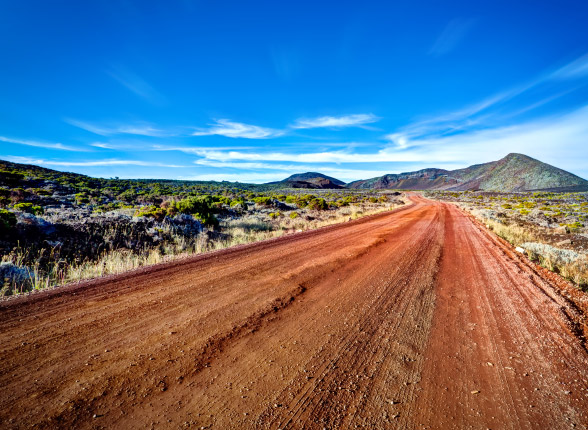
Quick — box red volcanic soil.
[1,196,587,429]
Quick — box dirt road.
[1,196,587,429]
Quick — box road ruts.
[0,195,587,429]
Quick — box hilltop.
[347,153,588,192]
[267,172,345,189]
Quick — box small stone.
[471,390,480,394]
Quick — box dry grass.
[484,219,537,246]
[465,206,588,290]
[1,201,404,297]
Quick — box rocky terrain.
[0,160,401,296]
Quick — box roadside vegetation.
[0,161,404,296]
[427,190,588,290]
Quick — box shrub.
[230,198,248,210]
[169,196,218,227]
[13,202,44,215]
[135,206,167,222]
[289,212,299,219]
[0,209,17,231]
[566,221,584,232]
[307,198,328,211]
[253,196,273,206]
[75,192,90,205]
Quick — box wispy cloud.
[291,114,380,129]
[552,54,588,80]
[191,104,588,179]
[385,52,588,149]
[67,114,382,141]
[387,105,588,177]
[90,142,118,149]
[192,119,284,139]
[429,18,476,57]
[107,66,167,105]
[179,172,294,183]
[1,156,188,168]
[66,119,172,137]
[195,148,380,163]
[194,159,396,181]
[0,136,86,152]
[152,145,257,153]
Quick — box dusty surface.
[1,195,587,429]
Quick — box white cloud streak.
[291,114,380,129]
[0,136,86,152]
[193,105,588,179]
[385,52,588,149]
[192,119,284,139]
[552,54,588,80]
[1,156,188,168]
[66,119,172,137]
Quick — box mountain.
[346,168,453,190]
[268,172,345,189]
[283,172,346,186]
[347,153,588,192]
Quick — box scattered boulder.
[0,262,32,295]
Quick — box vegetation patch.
[0,160,405,296]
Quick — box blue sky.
[2,0,588,183]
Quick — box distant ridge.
[346,153,588,192]
[2,153,586,193]
[268,172,345,189]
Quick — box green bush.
[0,209,17,231]
[307,198,328,211]
[169,196,218,227]
[253,196,273,206]
[289,212,299,219]
[13,202,44,215]
[135,206,167,222]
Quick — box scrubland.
[427,190,588,289]
[0,161,404,296]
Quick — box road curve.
[1,196,587,429]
